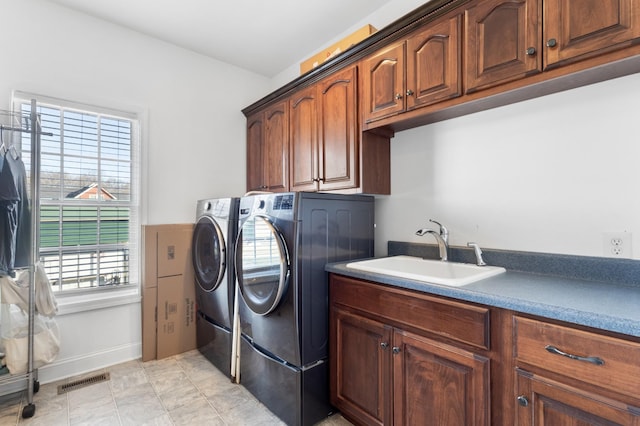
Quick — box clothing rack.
[0,100,49,418]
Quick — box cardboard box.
[141,224,196,361]
[141,286,157,362]
[143,224,194,287]
[300,24,377,75]
[157,274,197,359]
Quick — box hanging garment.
[0,153,31,277]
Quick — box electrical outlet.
[602,232,632,258]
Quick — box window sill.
[56,286,141,316]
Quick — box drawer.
[514,316,640,399]
[330,274,490,350]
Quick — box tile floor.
[0,350,353,426]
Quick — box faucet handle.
[467,242,487,266]
[429,219,448,243]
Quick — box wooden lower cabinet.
[330,274,493,425]
[515,369,640,425]
[393,330,489,425]
[331,307,391,425]
[330,274,640,426]
[513,315,640,425]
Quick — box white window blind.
[14,94,140,294]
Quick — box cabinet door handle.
[392,346,401,354]
[525,47,536,56]
[546,38,557,48]
[380,342,389,349]
[545,345,604,366]
[394,93,403,100]
[516,395,529,407]
[406,89,414,96]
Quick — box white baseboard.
[37,342,141,384]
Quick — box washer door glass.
[236,215,289,316]
[192,216,226,292]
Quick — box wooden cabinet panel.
[393,330,490,426]
[407,14,462,110]
[263,101,289,192]
[515,368,640,425]
[331,306,391,426]
[465,0,541,93]
[246,113,264,192]
[246,103,289,193]
[362,42,405,122]
[544,0,640,68]
[289,87,317,191]
[318,66,359,191]
[514,316,640,400]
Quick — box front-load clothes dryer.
[235,192,374,426]
[192,197,239,376]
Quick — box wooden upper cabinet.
[544,0,640,69]
[289,86,318,192]
[318,66,359,191]
[362,42,405,122]
[363,13,463,123]
[263,101,289,192]
[247,104,288,193]
[465,0,542,93]
[406,14,462,110]
[246,113,265,192]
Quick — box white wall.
[274,0,640,261]
[1,0,269,384]
[376,73,640,258]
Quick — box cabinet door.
[544,0,640,69]
[515,369,640,425]
[362,41,405,122]
[406,14,462,110]
[330,307,392,426]
[393,330,490,426]
[465,0,541,93]
[289,86,318,192]
[246,113,265,192]
[318,66,359,191]
[264,101,289,192]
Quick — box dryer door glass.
[236,215,289,315]
[192,216,226,292]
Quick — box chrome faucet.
[415,219,449,261]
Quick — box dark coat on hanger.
[0,151,31,277]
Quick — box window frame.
[12,92,142,311]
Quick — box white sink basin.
[346,255,506,287]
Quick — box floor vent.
[57,372,110,395]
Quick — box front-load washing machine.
[234,192,375,425]
[192,197,239,376]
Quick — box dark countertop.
[325,242,640,338]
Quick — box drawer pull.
[545,345,604,366]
